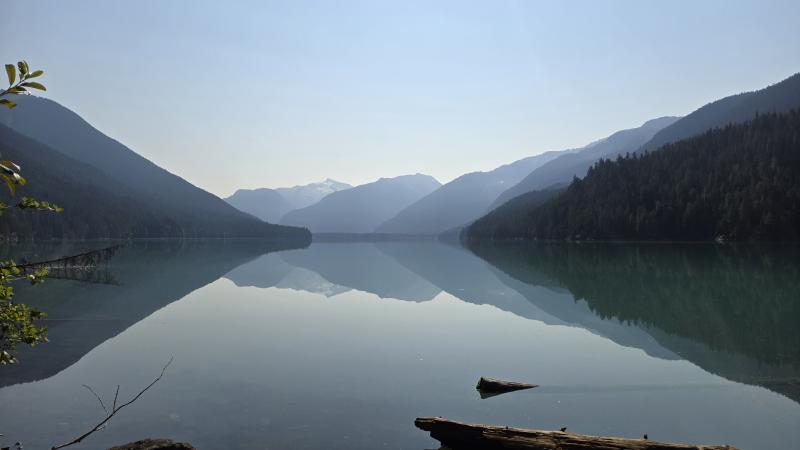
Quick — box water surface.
[1,240,798,449]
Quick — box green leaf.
[1,174,17,196]
[0,99,16,109]
[21,81,45,91]
[27,70,43,79]
[4,64,15,85]
[0,160,21,172]
[17,61,28,76]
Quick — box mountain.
[0,123,151,239]
[280,174,441,233]
[276,178,352,209]
[0,96,310,240]
[375,150,571,235]
[639,72,800,153]
[465,184,567,240]
[489,116,679,210]
[468,110,800,241]
[224,179,352,223]
[224,188,293,223]
[491,73,800,212]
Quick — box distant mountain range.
[467,73,800,241]
[0,97,310,241]
[225,179,352,223]
[374,150,572,235]
[289,117,680,237]
[276,178,352,209]
[280,174,441,233]
[6,71,799,242]
[220,73,800,241]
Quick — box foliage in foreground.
[0,60,55,364]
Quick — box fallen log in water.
[107,439,195,450]
[415,417,737,450]
[476,377,537,398]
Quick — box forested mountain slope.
[465,184,567,240]
[490,117,678,209]
[0,98,309,240]
[467,110,800,241]
[640,73,800,153]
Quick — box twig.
[112,385,120,411]
[51,357,173,450]
[81,384,108,415]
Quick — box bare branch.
[81,384,108,415]
[51,357,173,450]
[112,385,120,411]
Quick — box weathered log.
[107,439,195,450]
[415,417,737,450]
[476,377,537,398]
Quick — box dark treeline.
[462,184,565,240]
[468,110,800,241]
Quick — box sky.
[2,0,799,197]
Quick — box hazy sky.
[3,1,799,196]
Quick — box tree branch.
[81,384,108,415]
[51,357,173,450]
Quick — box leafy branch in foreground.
[0,196,63,216]
[0,60,59,365]
[0,61,48,197]
[1,60,46,109]
[50,357,174,450]
[0,260,49,364]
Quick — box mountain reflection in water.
[0,240,797,450]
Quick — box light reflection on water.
[0,240,798,450]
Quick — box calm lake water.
[1,240,799,449]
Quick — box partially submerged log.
[107,439,195,450]
[415,417,737,450]
[476,377,537,398]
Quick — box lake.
[1,240,798,449]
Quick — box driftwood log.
[476,377,537,398]
[106,439,195,450]
[415,417,737,450]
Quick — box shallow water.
[1,240,798,449]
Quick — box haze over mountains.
[489,116,680,210]
[0,96,310,240]
[276,179,352,210]
[225,179,351,223]
[639,73,800,153]
[2,72,798,242]
[280,174,441,233]
[374,150,572,235]
[468,72,800,241]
